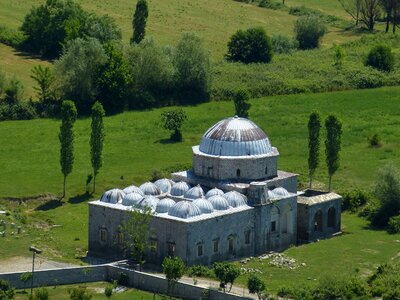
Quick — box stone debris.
[240,267,263,274]
[268,253,299,269]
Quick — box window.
[244,230,250,244]
[314,210,323,232]
[207,167,213,176]
[100,229,107,243]
[265,166,268,175]
[228,236,236,255]
[271,221,276,232]
[213,239,219,253]
[167,242,176,257]
[150,239,158,253]
[328,207,336,228]
[236,169,241,177]
[197,244,203,257]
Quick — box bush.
[187,265,214,278]
[161,109,188,142]
[69,287,92,300]
[104,286,112,299]
[258,0,285,9]
[0,26,26,48]
[271,34,298,54]
[387,215,400,233]
[294,16,327,50]
[226,27,273,63]
[369,263,400,298]
[117,272,129,286]
[368,133,382,147]
[342,190,370,212]
[365,45,395,72]
[0,102,38,121]
[0,280,14,300]
[34,287,49,300]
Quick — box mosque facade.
[88,117,342,266]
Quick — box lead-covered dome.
[170,182,191,197]
[184,185,205,200]
[168,201,202,219]
[122,192,143,206]
[205,188,224,199]
[199,116,272,156]
[224,191,247,207]
[156,198,176,213]
[100,189,125,204]
[140,182,161,196]
[208,195,230,210]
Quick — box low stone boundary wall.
[0,264,251,300]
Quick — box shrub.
[333,45,346,68]
[0,280,14,300]
[104,286,112,299]
[68,287,92,300]
[294,16,327,50]
[226,27,273,63]
[187,265,214,278]
[258,0,285,9]
[271,34,298,54]
[342,190,370,212]
[0,102,38,121]
[213,262,241,292]
[387,215,400,233]
[365,45,395,72]
[369,263,400,297]
[247,274,266,300]
[0,26,26,48]
[368,133,382,147]
[161,109,188,142]
[117,272,129,286]
[34,287,49,300]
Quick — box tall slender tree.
[59,100,77,199]
[131,0,149,44]
[325,115,342,192]
[90,101,105,193]
[308,112,321,189]
[30,65,54,102]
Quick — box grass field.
[14,282,165,299]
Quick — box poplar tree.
[325,115,342,192]
[308,112,321,189]
[59,100,77,199]
[234,89,251,118]
[131,0,149,44]
[90,101,105,193]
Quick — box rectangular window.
[228,238,235,255]
[167,242,175,257]
[150,239,158,253]
[213,240,219,253]
[244,230,250,244]
[271,221,276,232]
[100,229,107,242]
[197,244,203,257]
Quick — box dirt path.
[0,256,77,273]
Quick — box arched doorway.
[328,207,336,227]
[314,210,323,232]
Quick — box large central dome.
[199,116,272,156]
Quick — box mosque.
[88,116,342,266]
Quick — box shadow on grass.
[155,138,178,144]
[35,199,63,211]
[68,192,92,204]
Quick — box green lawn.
[14,282,165,300]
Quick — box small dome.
[271,187,289,198]
[205,188,224,199]
[100,189,125,204]
[140,182,161,196]
[199,116,272,156]
[121,192,143,206]
[208,195,230,210]
[193,198,214,214]
[123,185,144,196]
[156,198,176,213]
[267,190,275,199]
[168,201,202,219]
[138,195,159,210]
[184,185,205,200]
[154,178,173,194]
[224,191,247,207]
[170,182,191,197]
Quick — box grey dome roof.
[224,191,247,207]
[123,185,144,196]
[154,178,173,194]
[100,189,125,204]
[138,195,159,210]
[208,195,230,210]
[170,181,191,196]
[271,187,289,198]
[199,116,272,156]
[168,201,202,219]
[193,198,214,214]
[184,185,205,200]
[205,188,224,199]
[140,182,161,196]
[156,198,176,213]
[122,192,143,206]
[267,190,276,199]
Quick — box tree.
[119,206,153,265]
[104,286,112,299]
[365,45,395,72]
[213,262,241,292]
[90,102,105,193]
[233,89,251,118]
[69,287,92,300]
[20,272,32,292]
[174,32,211,103]
[53,38,107,114]
[226,27,273,63]
[338,0,361,25]
[338,0,379,31]
[131,0,149,44]
[97,42,130,114]
[333,45,346,69]
[308,112,321,189]
[31,65,54,102]
[294,16,327,50]
[59,100,77,199]
[0,280,14,300]
[325,115,342,192]
[162,256,185,296]
[247,274,266,300]
[372,164,400,227]
[161,109,188,142]
[380,0,395,32]
[4,77,24,105]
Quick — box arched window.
[265,166,268,175]
[281,204,292,234]
[328,207,336,227]
[271,206,279,233]
[236,169,241,177]
[314,210,323,232]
